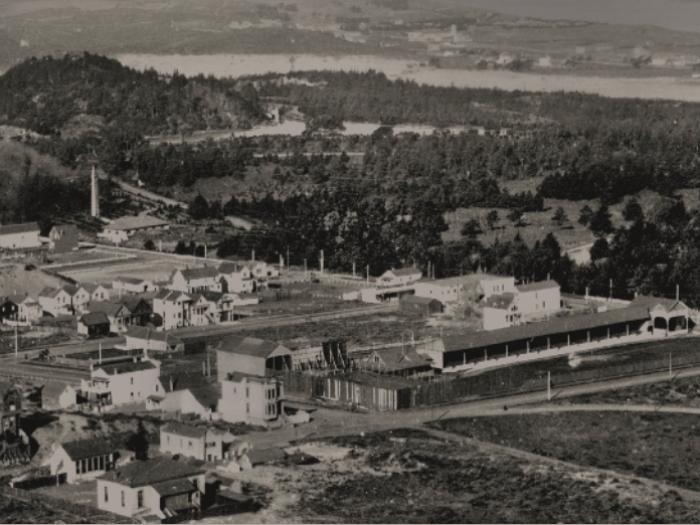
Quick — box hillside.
[0,53,267,136]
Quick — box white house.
[80,358,163,408]
[0,222,41,250]
[515,280,561,320]
[377,268,423,288]
[40,382,77,411]
[218,262,255,294]
[82,283,111,303]
[413,276,468,305]
[64,284,92,314]
[101,215,169,245]
[113,277,159,296]
[170,267,221,294]
[96,458,205,520]
[482,293,520,331]
[479,275,517,299]
[4,294,42,324]
[149,372,220,421]
[38,287,73,317]
[218,373,283,426]
[153,290,192,331]
[245,261,280,282]
[49,438,118,484]
[124,326,184,354]
[159,422,225,462]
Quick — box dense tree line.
[0,53,266,136]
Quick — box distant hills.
[0,53,267,136]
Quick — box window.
[188,440,193,448]
[121,490,125,507]
[166,435,170,444]
[246,402,250,414]
[245,387,249,398]
[137,490,144,508]
[130,377,134,385]
[155,384,159,392]
[104,486,109,502]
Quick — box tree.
[589,203,613,236]
[552,206,568,226]
[486,210,499,231]
[461,218,482,238]
[590,237,610,261]
[578,204,594,226]
[622,198,643,222]
[174,240,188,255]
[507,208,523,225]
[143,239,156,251]
[189,194,210,220]
[127,420,149,460]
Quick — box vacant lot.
[234,428,700,523]
[568,375,700,407]
[433,411,700,494]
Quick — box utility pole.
[14,324,18,360]
[352,261,356,279]
[366,265,370,284]
[98,342,102,365]
[609,278,613,300]
[203,243,207,259]
[669,352,673,379]
[286,246,290,270]
[320,249,325,274]
[304,258,307,278]
[547,370,551,401]
[676,284,680,302]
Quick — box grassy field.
[238,428,700,523]
[566,375,700,408]
[432,411,700,494]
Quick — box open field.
[566,375,700,408]
[432,411,700,494]
[217,428,700,523]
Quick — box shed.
[399,295,443,316]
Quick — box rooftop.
[217,335,289,359]
[106,215,168,232]
[630,295,689,313]
[161,422,207,439]
[152,478,199,497]
[99,457,204,487]
[516,280,560,293]
[80,311,110,327]
[442,306,651,353]
[0,222,40,236]
[385,267,422,277]
[367,346,432,372]
[95,360,156,375]
[61,438,116,461]
[179,267,219,281]
[483,292,516,309]
[400,295,441,306]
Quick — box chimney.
[90,164,100,218]
[169,376,174,392]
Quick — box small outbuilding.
[399,295,443,316]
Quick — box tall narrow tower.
[90,164,100,218]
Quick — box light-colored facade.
[153,290,192,331]
[38,287,73,317]
[159,423,224,462]
[218,264,255,294]
[170,268,221,294]
[49,440,116,484]
[377,268,423,288]
[80,359,163,408]
[101,215,169,245]
[0,223,41,250]
[113,277,159,296]
[218,374,283,426]
[480,276,517,299]
[515,280,561,321]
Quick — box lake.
[117,53,700,102]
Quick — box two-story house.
[159,422,225,462]
[64,284,92,314]
[113,277,160,296]
[170,267,221,294]
[153,290,192,331]
[217,262,255,294]
[38,287,73,317]
[48,438,118,484]
[80,358,163,408]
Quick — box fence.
[282,345,700,411]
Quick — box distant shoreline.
[116,53,700,103]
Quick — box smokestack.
[90,164,100,218]
[169,376,174,392]
[251,249,255,262]
[202,361,206,376]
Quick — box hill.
[0,53,267,136]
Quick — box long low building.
[423,296,692,371]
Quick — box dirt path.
[470,402,700,417]
[419,425,700,503]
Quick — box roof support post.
[526,340,530,354]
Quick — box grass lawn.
[431,411,700,494]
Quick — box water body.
[118,53,700,103]
[457,0,700,34]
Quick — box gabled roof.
[80,311,110,327]
[483,292,516,309]
[161,422,207,439]
[39,287,68,299]
[179,267,220,281]
[516,280,560,293]
[115,276,148,285]
[62,284,81,297]
[3,294,29,305]
[152,478,199,497]
[61,438,116,461]
[217,335,290,359]
[161,371,214,393]
[121,296,151,313]
[81,283,107,294]
[87,300,128,317]
[368,347,432,372]
[50,224,78,236]
[189,384,220,410]
[106,215,168,232]
[0,222,40,235]
[630,295,689,313]
[155,290,191,302]
[99,457,204,487]
[218,262,246,274]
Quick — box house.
[64,284,92,314]
[113,277,159,296]
[4,295,43,324]
[86,298,152,334]
[48,224,79,253]
[629,295,692,336]
[399,295,443,316]
[245,261,280,282]
[479,275,517,299]
[150,372,220,420]
[170,267,221,294]
[80,358,163,408]
[218,372,283,426]
[124,326,184,354]
[218,262,255,294]
[515,280,561,320]
[0,297,18,324]
[96,457,205,520]
[38,287,73,317]
[190,291,240,326]
[216,335,293,380]
[153,290,192,331]
[482,293,520,331]
[39,382,77,411]
[49,438,118,484]
[82,283,111,303]
[0,222,41,250]
[414,276,470,305]
[78,311,112,338]
[160,422,225,462]
[359,346,433,377]
[377,268,423,288]
[101,215,169,245]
